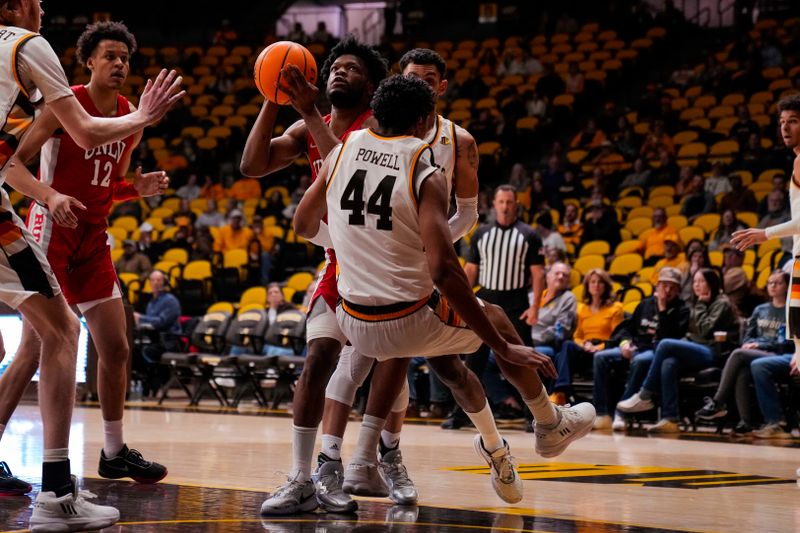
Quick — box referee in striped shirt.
[443,184,545,428]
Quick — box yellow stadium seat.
[710,139,739,156]
[742,264,754,281]
[672,130,698,146]
[679,226,705,244]
[744,249,756,266]
[707,105,734,119]
[693,95,717,109]
[709,250,724,267]
[579,241,610,257]
[667,215,688,230]
[615,240,642,256]
[478,142,501,156]
[448,109,471,123]
[758,168,785,183]
[623,288,642,303]
[755,267,772,290]
[736,212,758,228]
[609,253,643,278]
[240,286,267,308]
[677,141,708,162]
[649,185,676,199]
[627,206,654,221]
[635,281,654,297]
[750,91,773,105]
[757,239,782,259]
[573,255,605,276]
[648,196,675,209]
[572,284,585,301]
[112,216,139,233]
[287,271,314,292]
[623,300,640,314]
[107,226,127,246]
[637,267,655,284]
[239,302,265,313]
[625,217,652,237]
[183,260,212,282]
[721,93,745,107]
[207,301,235,314]
[566,149,587,164]
[110,248,124,263]
[679,108,705,121]
[516,117,539,131]
[616,196,642,210]
[223,249,248,281]
[552,94,574,108]
[693,213,721,234]
[162,248,189,265]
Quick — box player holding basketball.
[731,94,800,478]
[0,21,168,487]
[0,0,182,530]
[318,48,479,506]
[241,36,388,514]
[295,74,594,506]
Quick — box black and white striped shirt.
[467,220,544,291]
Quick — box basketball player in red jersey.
[0,21,167,484]
[241,36,388,515]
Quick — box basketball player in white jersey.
[731,94,800,478]
[0,2,182,530]
[295,74,595,507]
[316,48,478,508]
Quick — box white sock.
[43,448,69,462]
[350,414,384,465]
[380,429,401,450]
[290,425,318,482]
[524,387,559,427]
[321,434,343,461]
[0,423,5,443]
[464,400,504,452]
[103,419,124,457]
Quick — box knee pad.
[391,379,409,413]
[324,344,374,405]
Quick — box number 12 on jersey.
[91,159,113,187]
[340,169,396,230]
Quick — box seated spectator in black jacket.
[593,267,690,431]
[580,202,621,251]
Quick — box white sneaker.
[616,392,655,413]
[473,435,522,503]
[30,476,119,533]
[647,419,680,434]
[796,467,800,478]
[342,462,389,497]
[593,415,612,430]
[534,403,596,458]
[752,423,792,439]
[260,475,318,515]
[611,415,626,431]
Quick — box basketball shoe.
[29,476,119,533]
[380,449,418,505]
[534,403,596,458]
[0,461,31,495]
[98,445,167,483]
[342,462,389,497]
[260,474,318,515]
[473,435,522,503]
[312,455,357,513]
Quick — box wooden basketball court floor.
[1,403,798,532]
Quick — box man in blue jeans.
[750,355,797,438]
[593,267,689,430]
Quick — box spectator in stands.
[193,226,215,261]
[719,174,758,214]
[176,173,201,201]
[640,121,675,160]
[477,47,499,76]
[675,165,695,196]
[738,132,766,175]
[469,109,498,145]
[730,105,760,147]
[592,142,627,175]
[681,174,716,220]
[214,209,254,253]
[705,162,733,197]
[531,262,577,360]
[639,208,677,265]
[758,189,791,252]
[261,190,288,220]
[557,169,584,203]
[617,268,740,433]
[564,63,584,95]
[619,158,651,190]
[200,175,225,201]
[760,30,783,68]
[558,203,582,248]
[287,22,308,43]
[650,234,688,283]
[580,202,621,251]
[311,21,333,46]
[681,244,711,300]
[615,126,640,161]
[249,215,275,285]
[137,222,162,264]
[508,163,531,192]
[594,267,690,430]
[521,50,543,76]
[196,198,225,229]
[230,176,262,202]
[536,63,565,101]
[524,90,547,118]
[550,269,625,405]
[750,351,797,439]
[570,119,607,149]
[173,198,197,228]
[541,155,564,196]
[648,149,680,187]
[695,270,792,434]
[669,63,695,89]
[115,240,152,281]
[545,248,568,266]
[757,173,789,217]
[710,209,746,251]
[723,264,760,318]
[497,51,525,77]
[535,212,566,254]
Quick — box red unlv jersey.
[38,85,137,223]
[306,109,372,181]
[305,108,372,310]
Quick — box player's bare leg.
[83,298,166,483]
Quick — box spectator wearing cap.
[650,233,688,284]
[115,240,152,281]
[720,244,745,275]
[639,208,678,265]
[724,266,760,318]
[593,267,690,430]
[215,209,254,253]
[696,270,793,436]
[136,222,162,264]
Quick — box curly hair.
[76,21,137,66]
[399,48,447,77]
[371,74,436,133]
[320,34,388,88]
[777,94,800,114]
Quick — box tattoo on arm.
[462,140,479,171]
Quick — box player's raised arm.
[240,100,309,177]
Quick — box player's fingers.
[167,75,183,96]
[70,198,87,210]
[151,69,168,90]
[167,91,187,107]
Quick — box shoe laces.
[490,447,517,485]
[382,458,413,488]
[316,467,344,494]
[273,477,308,498]
[124,448,152,468]
[0,461,13,478]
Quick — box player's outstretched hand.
[47,192,86,229]
[497,344,557,379]
[133,167,169,197]
[277,64,319,116]
[730,228,767,251]
[139,69,185,124]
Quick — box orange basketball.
[254,41,318,105]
